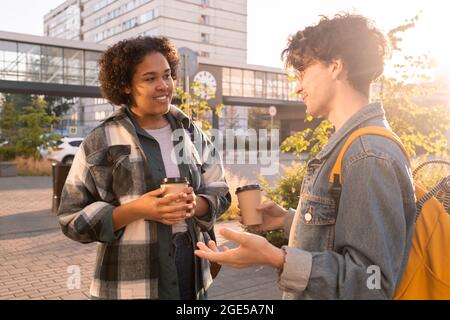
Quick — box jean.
[172,232,196,300]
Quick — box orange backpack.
[329,126,450,299]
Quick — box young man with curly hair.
[58,36,231,300]
[195,14,416,299]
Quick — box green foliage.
[265,230,289,248]
[0,97,19,145]
[382,79,450,157]
[174,81,223,131]
[260,162,307,211]
[0,94,35,145]
[217,201,240,222]
[258,163,306,246]
[0,146,16,161]
[0,94,69,151]
[43,96,75,117]
[281,115,334,160]
[15,97,61,159]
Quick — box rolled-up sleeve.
[278,246,312,293]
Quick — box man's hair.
[98,36,179,106]
[282,13,388,97]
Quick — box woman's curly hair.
[98,36,179,106]
[282,13,389,97]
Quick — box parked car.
[44,137,84,165]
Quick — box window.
[199,51,210,58]
[222,68,230,95]
[69,140,82,147]
[63,48,83,85]
[255,71,265,97]
[94,111,106,121]
[94,98,108,105]
[230,68,242,96]
[140,8,158,24]
[122,18,138,31]
[85,51,101,86]
[201,33,209,44]
[243,70,255,97]
[200,14,209,25]
[41,45,63,84]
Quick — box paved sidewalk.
[0,176,282,300]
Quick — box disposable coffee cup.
[235,184,263,226]
[161,177,189,205]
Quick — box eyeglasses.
[294,60,318,81]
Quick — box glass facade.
[222,66,300,101]
[0,39,100,86]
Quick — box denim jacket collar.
[315,102,386,161]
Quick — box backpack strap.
[328,126,410,214]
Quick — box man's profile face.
[294,60,336,118]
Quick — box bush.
[260,162,307,209]
[0,146,17,161]
[243,227,288,248]
[246,162,308,247]
[218,169,249,222]
[15,156,52,176]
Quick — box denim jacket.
[278,103,416,299]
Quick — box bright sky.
[0,0,448,80]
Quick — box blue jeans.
[172,232,195,300]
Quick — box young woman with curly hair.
[58,36,231,300]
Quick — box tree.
[0,95,19,144]
[281,115,334,161]
[248,107,269,130]
[174,81,223,131]
[15,96,60,159]
[224,105,241,129]
[43,96,75,118]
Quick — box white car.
[45,137,84,165]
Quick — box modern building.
[40,0,310,139]
[45,0,247,65]
[44,0,85,41]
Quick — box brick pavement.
[0,176,282,300]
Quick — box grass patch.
[15,156,53,176]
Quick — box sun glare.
[400,6,450,82]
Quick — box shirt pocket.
[86,145,132,202]
[296,193,337,250]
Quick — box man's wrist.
[268,246,286,269]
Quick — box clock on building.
[193,70,217,98]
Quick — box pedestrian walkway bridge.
[0,31,104,97]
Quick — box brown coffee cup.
[235,184,263,226]
[161,177,189,205]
